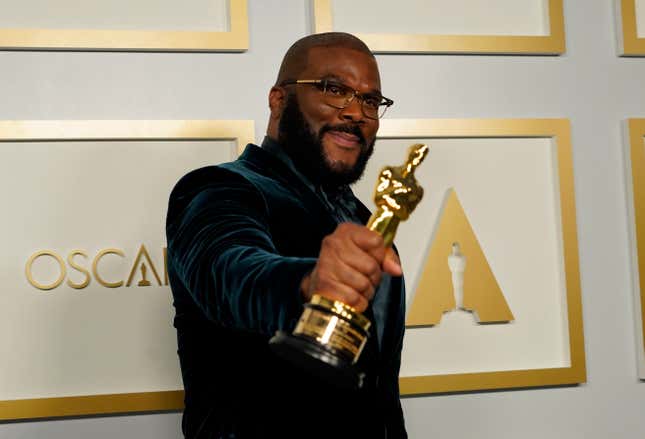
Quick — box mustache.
[319,124,366,147]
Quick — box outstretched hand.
[300,222,402,313]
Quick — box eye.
[325,82,350,97]
[362,95,382,109]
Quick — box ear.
[268,86,287,120]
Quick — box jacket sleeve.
[166,168,317,336]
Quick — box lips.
[326,130,361,148]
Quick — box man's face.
[277,46,381,186]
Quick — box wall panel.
[0,120,253,419]
[0,0,248,51]
[618,0,645,55]
[352,119,585,394]
[1,0,645,437]
[313,0,565,54]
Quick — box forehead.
[302,46,381,92]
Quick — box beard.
[277,93,375,188]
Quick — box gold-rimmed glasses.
[280,79,394,120]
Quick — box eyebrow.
[321,74,383,96]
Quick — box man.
[166,32,407,438]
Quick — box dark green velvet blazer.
[166,144,407,438]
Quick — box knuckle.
[358,278,371,293]
[321,235,335,247]
[371,232,384,246]
[355,296,368,312]
[337,222,352,233]
[367,259,380,274]
[344,293,361,308]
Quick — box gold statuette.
[270,144,429,388]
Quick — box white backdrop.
[0,140,235,400]
[353,137,569,377]
[0,0,228,31]
[332,0,549,36]
[1,0,645,438]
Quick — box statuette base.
[269,331,364,389]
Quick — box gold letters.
[125,245,162,287]
[67,250,91,289]
[25,250,66,291]
[92,248,125,288]
[24,246,168,291]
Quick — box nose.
[338,96,364,122]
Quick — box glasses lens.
[320,80,390,119]
[361,101,379,120]
[322,82,352,108]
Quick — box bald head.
[275,32,375,86]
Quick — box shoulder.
[169,144,270,200]
[167,145,271,222]
[169,163,252,202]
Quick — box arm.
[167,169,316,336]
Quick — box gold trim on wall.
[628,119,645,358]
[0,0,248,51]
[619,0,645,55]
[377,119,586,395]
[313,0,565,54]
[0,391,184,421]
[0,120,255,155]
[0,119,254,420]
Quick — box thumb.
[382,247,402,277]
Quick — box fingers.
[303,223,400,312]
[310,240,377,306]
[302,265,372,313]
[382,247,403,277]
[324,224,383,292]
[349,224,384,250]
[342,244,382,290]
[315,281,370,313]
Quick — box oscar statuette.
[270,143,429,388]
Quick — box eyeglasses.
[280,79,394,120]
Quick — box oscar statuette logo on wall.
[407,189,514,326]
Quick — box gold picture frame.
[627,118,645,377]
[618,0,645,55]
[313,0,565,54]
[0,119,254,420]
[0,0,248,51]
[375,119,586,395]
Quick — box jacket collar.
[238,143,340,230]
